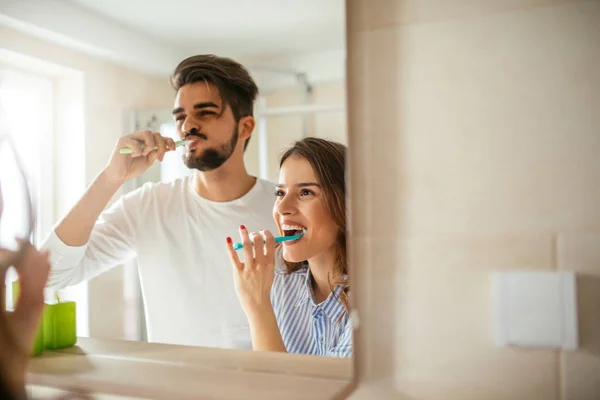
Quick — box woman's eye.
[300,189,314,196]
[275,190,284,197]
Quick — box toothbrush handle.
[118,140,188,154]
[119,145,153,154]
[232,234,301,251]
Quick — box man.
[41,55,278,349]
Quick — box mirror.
[0,135,35,276]
[0,81,36,302]
[0,0,351,377]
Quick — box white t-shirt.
[41,176,278,349]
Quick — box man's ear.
[238,116,255,142]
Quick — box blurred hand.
[226,226,276,316]
[0,242,51,398]
[103,130,177,185]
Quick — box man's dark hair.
[170,54,259,150]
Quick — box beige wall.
[0,27,174,340]
[347,1,600,400]
[259,81,347,182]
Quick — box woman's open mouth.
[281,224,307,245]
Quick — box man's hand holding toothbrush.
[104,130,177,186]
[52,130,176,248]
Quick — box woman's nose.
[275,195,296,216]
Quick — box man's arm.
[41,130,176,288]
[55,130,175,246]
[54,169,122,247]
[41,179,141,289]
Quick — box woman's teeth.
[281,224,307,236]
[281,224,305,231]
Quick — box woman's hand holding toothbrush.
[225,225,287,353]
[226,225,276,316]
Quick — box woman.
[1,180,52,399]
[226,137,351,357]
[0,244,50,400]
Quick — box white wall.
[0,26,175,340]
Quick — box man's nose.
[182,119,200,136]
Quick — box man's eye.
[275,190,284,196]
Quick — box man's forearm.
[246,305,287,353]
[54,169,123,247]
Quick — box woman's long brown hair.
[279,137,350,317]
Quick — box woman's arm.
[226,226,287,352]
[245,305,287,352]
[1,243,51,399]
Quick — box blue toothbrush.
[233,232,304,251]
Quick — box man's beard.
[183,128,238,172]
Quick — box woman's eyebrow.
[275,182,321,188]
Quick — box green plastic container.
[12,281,77,354]
[43,301,77,350]
[31,319,45,356]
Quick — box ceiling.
[68,0,346,60]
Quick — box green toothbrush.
[119,139,191,154]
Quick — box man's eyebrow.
[172,102,220,114]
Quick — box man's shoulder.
[255,178,277,192]
[224,177,273,204]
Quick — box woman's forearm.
[246,305,287,353]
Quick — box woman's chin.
[282,247,309,264]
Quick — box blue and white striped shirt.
[270,260,352,358]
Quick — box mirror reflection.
[1,0,349,370]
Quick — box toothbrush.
[119,139,192,154]
[233,232,304,251]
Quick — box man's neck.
[192,163,256,202]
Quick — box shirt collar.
[295,268,349,323]
[294,267,312,307]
